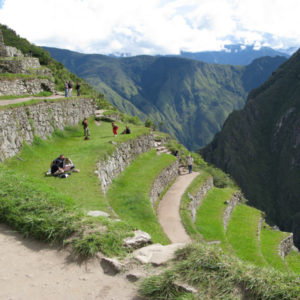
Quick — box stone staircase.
[154,140,172,156]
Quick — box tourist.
[121,125,131,134]
[64,81,68,97]
[63,157,75,171]
[68,81,73,97]
[112,122,118,137]
[75,82,81,96]
[187,154,194,174]
[82,117,90,140]
[50,154,65,175]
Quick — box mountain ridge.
[43,46,287,150]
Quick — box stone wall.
[149,160,179,206]
[188,176,214,222]
[95,135,155,193]
[223,192,243,230]
[0,57,41,74]
[0,98,96,161]
[0,77,54,96]
[279,234,294,259]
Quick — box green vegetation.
[0,91,53,100]
[44,46,286,150]
[195,187,235,251]
[0,164,134,258]
[260,223,290,272]
[285,249,300,274]
[107,150,176,244]
[140,243,300,300]
[227,204,267,266]
[0,72,52,81]
[180,171,210,241]
[5,120,149,211]
[201,48,300,251]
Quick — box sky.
[0,0,299,55]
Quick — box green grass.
[0,73,52,81]
[107,150,176,244]
[260,222,290,272]
[5,120,149,212]
[140,243,300,300]
[180,171,211,241]
[195,187,235,251]
[227,204,267,267]
[285,249,300,274]
[0,91,53,100]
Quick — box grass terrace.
[195,187,235,252]
[227,204,267,267]
[260,222,290,272]
[107,150,176,244]
[5,119,149,211]
[285,249,300,274]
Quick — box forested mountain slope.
[44,46,286,150]
[201,50,300,248]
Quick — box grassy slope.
[107,150,176,244]
[180,171,211,241]
[227,204,267,267]
[260,222,290,272]
[5,120,149,211]
[285,250,300,274]
[195,187,235,252]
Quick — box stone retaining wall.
[149,160,179,206]
[0,57,41,73]
[279,234,294,259]
[95,135,155,193]
[223,192,243,230]
[188,176,214,222]
[0,77,55,96]
[0,98,96,161]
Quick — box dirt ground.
[0,224,142,300]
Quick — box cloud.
[0,0,299,55]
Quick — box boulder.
[123,230,151,248]
[133,243,185,266]
[100,257,124,275]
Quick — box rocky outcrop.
[149,160,179,206]
[188,176,214,222]
[0,98,96,161]
[95,135,155,193]
[0,77,54,96]
[223,192,243,230]
[279,234,294,259]
[123,230,151,248]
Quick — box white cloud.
[0,0,299,55]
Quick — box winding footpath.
[158,172,199,243]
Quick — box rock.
[100,257,124,275]
[174,281,197,294]
[123,230,151,248]
[126,270,144,282]
[87,210,110,217]
[133,243,185,266]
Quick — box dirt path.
[0,93,65,106]
[158,172,199,243]
[0,224,141,300]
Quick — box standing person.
[64,81,68,97]
[68,81,73,97]
[82,117,90,140]
[112,122,118,137]
[75,82,81,96]
[187,154,194,174]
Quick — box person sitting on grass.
[121,125,131,134]
[50,154,65,175]
[63,157,80,173]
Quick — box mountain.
[178,44,290,65]
[201,51,300,248]
[44,46,286,150]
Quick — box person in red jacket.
[112,122,118,137]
